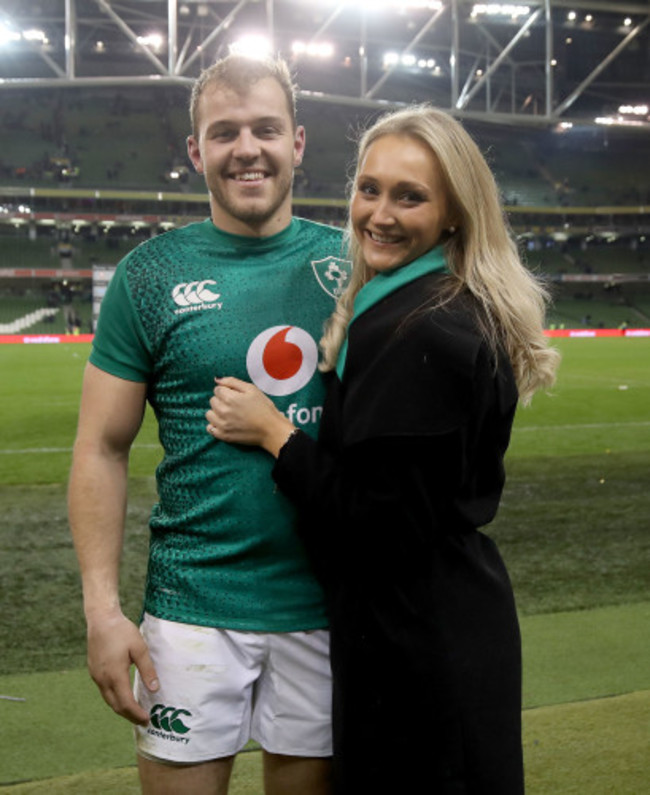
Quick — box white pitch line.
[1,423,649,455]
[515,421,650,433]
[0,444,161,455]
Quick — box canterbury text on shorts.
[133,613,333,764]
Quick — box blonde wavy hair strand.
[319,105,560,405]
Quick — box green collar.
[336,246,447,379]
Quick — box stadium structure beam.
[450,0,460,107]
[0,69,647,133]
[544,0,552,119]
[174,20,195,75]
[534,0,650,12]
[94,0,169,75]
[177,0,252,75]
[23,36,66,79]
[0,0,648,132]
[473,24,517,70]
[168,0,178,75]
[65,0,76,79]
[359,5,368,97]
[456,7,543,110]
[267,0,274,45]
[457,50,483,110]
[553,17,650,118]
[306,3,346,44]
[364,4,448,99]
[459,12,525,113]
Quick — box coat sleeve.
[273,429,463,583]
[272,341,515,584]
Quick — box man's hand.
[86,609,159,726]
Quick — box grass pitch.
[1,337,649,792]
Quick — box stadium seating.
[1,85,649,332]
[3,85,649,204]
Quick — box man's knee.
[137,753,235,795]
[262,752,333,795]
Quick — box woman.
[206,106,559,793]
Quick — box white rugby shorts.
[133,613,332,764]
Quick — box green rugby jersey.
[90,217,348,631]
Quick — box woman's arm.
[206,378,468,566]
[206,376,450,531]
[205,349,507,567]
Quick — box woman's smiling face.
[351,133,454,274]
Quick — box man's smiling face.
[187,76,306,238]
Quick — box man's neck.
[209,204,293,239]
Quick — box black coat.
[273,272,525,794]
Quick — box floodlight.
[22,28,47,44]
[292,41,334,58]
[595,116,643,127]
[229,35,273,59]
[314,1,442,10]
[619,104,648,116]
[0,21,20,45]
[471,4,530,19]
[137,33,164,52]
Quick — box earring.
[448,226,456,234]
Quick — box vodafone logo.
[172,280,221,307]
[247,326,318,397]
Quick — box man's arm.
[68,362,158,726]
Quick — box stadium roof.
[0,1,648,129]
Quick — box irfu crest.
[311,257,351,299]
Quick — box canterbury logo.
[149,704,192,734]
[172,280,220,307]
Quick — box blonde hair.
[190,54,298,138]
[320,105,559,404]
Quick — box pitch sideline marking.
[1,421,650,455]
[0,443,161,455]
[515,420,650,432]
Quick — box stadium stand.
[3,86,650,203]
[1,85,649,334]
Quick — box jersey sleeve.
[89,258,153,383]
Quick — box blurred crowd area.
[2,84,650,205]
[1,85,649,334]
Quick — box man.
[68,55,347,795]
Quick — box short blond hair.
[190,54,298,137]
